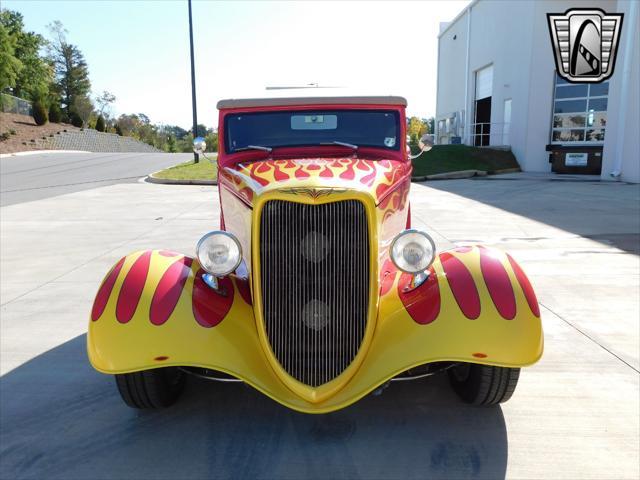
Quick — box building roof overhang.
[437,0,479,39]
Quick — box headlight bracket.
[403,270,430,292]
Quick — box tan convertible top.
[217,96,408,109]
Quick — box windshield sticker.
[384,137,396,147]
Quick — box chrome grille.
[260,199,370,387]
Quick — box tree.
[195,124,209,138]
[47,21,91,118]
[0,21,22,91]
[204,131,218,152]
[166,135,177,153]
[138,122,158,146]
[95,90,116,116]
[72,95,93,127]
[116,113,141,137]
[160,125,188,139]
[95,114,105,132]
[176,133,194,153]
[32,99,48,125]
[70,111,83,127]
[425,117,435,135]
[116,113,159,144]
[48,102,62,123]
[105,113,214,152]
[408,116,428,143]
[0,11,52,101]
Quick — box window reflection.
[551,74,607,143]
[586,129,605,141]
[553,114,586,128]
[552,130,585,142]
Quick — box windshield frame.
[222,108,401,154]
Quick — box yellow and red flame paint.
[88,243,542,414]
[91,250,250,329]
[218,158,412,207]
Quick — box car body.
[88,96,543,413]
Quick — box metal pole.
[188,0,199,163]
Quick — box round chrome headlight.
[390,230,436,273]
[196,231,242,276]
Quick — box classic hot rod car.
[88,96,543,413]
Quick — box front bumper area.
[88,248,543,413]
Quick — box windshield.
[224,109,400,153]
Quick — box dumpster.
[546,145,603,175]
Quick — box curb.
[411,169,487,181]
[0,149,91,158]
[146,174,217,186]
[487,167,521,175]
[412,168,520,181]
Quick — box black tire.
[448,363,520,405]
[115,367,185,409]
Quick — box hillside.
[0,112,161,154]
[410,144,520,176]
[0,112,81,154]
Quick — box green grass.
[153,159,218,181]
[410,144,519,177]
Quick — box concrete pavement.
[0,175,638,479]
[0,152,193,206]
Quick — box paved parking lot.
[1,168,638,479]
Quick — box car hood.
[218,157,412,206]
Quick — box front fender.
[370,245,543,372]
[87,246,542,413]
[88,250,273,383]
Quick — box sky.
[3,0,470,129]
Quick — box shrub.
[115,123,123,136]
[0,132,10,142]
[1,94,16,112]
[70,112,83,128]
[95,115,106,132]
[204,132,218,152]
[49,103,62,123]
[166,135,177,153]
[32,101,48,126]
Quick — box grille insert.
[260,199,370,387]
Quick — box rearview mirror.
[418,134,434,153]
[193,137,206,155]
[409,134,434,160]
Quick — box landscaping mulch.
[0,112,81,154]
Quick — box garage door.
[475,65,493,100]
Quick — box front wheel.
[448,364,520,405]
[115,367,185,409]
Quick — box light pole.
[188,0,199,163]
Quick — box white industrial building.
[435,0,639,182]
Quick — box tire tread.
[115,368,184,409]
[449,364,520,406]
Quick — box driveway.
[0,152,193,206]
[0,173,638,479]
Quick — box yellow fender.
[88,246,542,413]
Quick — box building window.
[551,73,608,144]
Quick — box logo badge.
[547,8,623,83]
